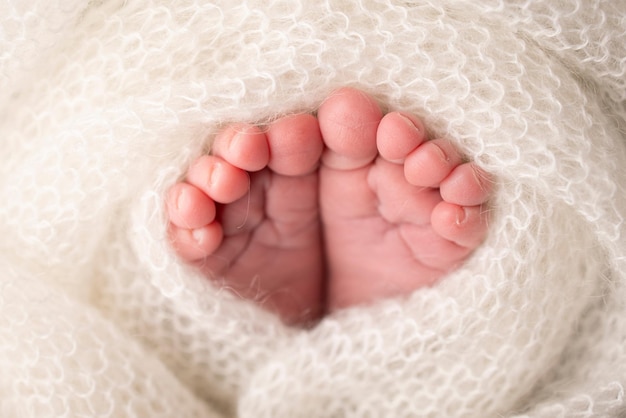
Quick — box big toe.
[318,88,383,170]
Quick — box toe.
[404,138,465,188]
[168,223,224,261]
[377,112,427,163]
[266,114,324,176]
[319,87,383,170]
[431,201,489,249]
[211,124,270,172]
[440,163,492,207]
[166,182,216,229]
[186,155,250,204]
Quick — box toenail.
[207,162,219,186]
[230,130,245,150]
[192,228,206,245]
[176,187,190,211]
[455,206,467,225]
[399,113,421,133]
[431,142,450,163]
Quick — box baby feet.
[166,88,491,325]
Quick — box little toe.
[186,155,250,204]
[440,163,492,207]
[377,112,427,163]
[431,202,489,249]
[319,87,383,170]
[168,223,224,261]
[166,182,216,229]
[211,124,270,172]
[266,113,324,176]
[404,139,465,188]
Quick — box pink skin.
[167,88,491,325]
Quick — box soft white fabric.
[1,0,625,416]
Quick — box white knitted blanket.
[1,1,625,417]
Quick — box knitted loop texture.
[1,0,625,417]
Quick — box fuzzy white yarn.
[1,0,625,417]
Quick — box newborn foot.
[167,115,325,324]
[318,88,491,310]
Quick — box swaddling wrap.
[1,1,625,416]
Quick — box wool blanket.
[1,1,625,417]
